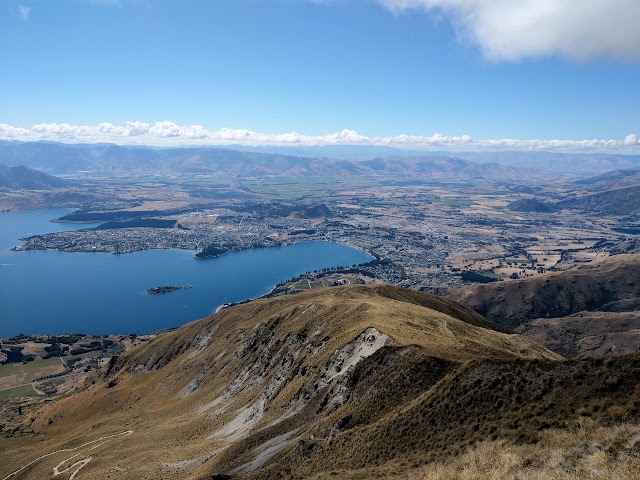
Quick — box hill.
[2,286,639,479]
[557,184,640,215]
[574,167,640,190]
[447,254,640,357]
[291,202,332,219]
[505,198,556,213]
[517,311,640,358]
[0,164,71,190]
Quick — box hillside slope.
[557,184,640,215]
[574,167,640,190]
[2,286,639,480]
[449,254,640,326]
[506,198,556,213]
[517,311,640,358]
[448,254,640,357]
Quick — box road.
[2,430,133,480]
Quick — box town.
[10,174,625,290]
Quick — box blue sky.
[1,0,639,150]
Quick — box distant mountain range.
[0,164,72,190]
[2,141,639,179]
[448,150,640,174]
[504,165,640,215]
[0,141,533,180]
[230,144,640,174]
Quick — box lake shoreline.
[1,209,374,337]
[12,234,377,265]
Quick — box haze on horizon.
[1,0,639,154]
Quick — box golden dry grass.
[306,421,640,480]
[407,420,640,480]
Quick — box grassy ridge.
[2,286,637,480]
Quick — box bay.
[0,209,372,336]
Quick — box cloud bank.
[379,0,640,61]
[0,121,637,152]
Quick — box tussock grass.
[306,421,640,479]
[408,420,640,480]
[257,354,640,479]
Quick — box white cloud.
[624,133,639,146]
[379,0,640,61]
[0,121,637,153]
[18,4,31,20]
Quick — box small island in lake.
[147,285,192,295]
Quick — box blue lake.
[0,209,372,337]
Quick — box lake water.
[0,209,372,337]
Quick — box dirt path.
[2,430,133,480]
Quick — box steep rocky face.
[10,286,639,480]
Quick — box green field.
[292,279,311,290]
[442,199,473,207]
[503,259,531,264]
[0,358,64,379]
[0,384,38,403]
[240,178,338,199]
[240,177,377,200]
